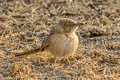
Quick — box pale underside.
[43,33,79,59]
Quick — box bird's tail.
[15,46,42,57]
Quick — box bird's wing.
[40,31,55,51]
[40,37,50,51]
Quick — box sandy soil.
[0,0,120,80]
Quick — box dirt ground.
[0,0,120,80]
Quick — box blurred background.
[0,0,120,79]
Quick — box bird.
[15,18,84,60]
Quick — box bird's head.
[54,18,84,34]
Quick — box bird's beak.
[74,22,86,29]
[75,22,85,26]
[72,22,86,32]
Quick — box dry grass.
[0,0,120,80]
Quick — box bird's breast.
[46,33,79,59]
[49,34,68,51]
